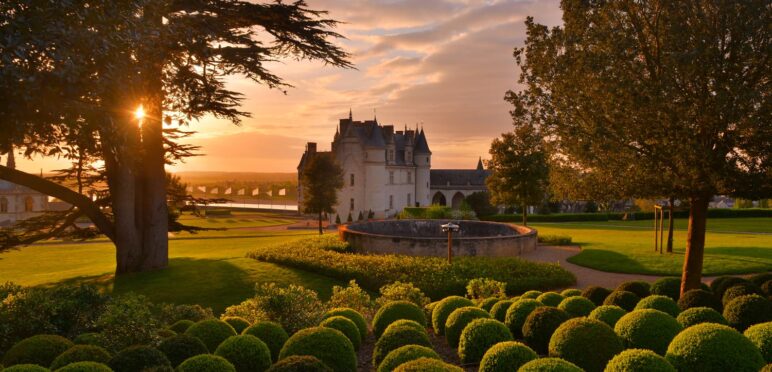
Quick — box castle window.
[350,174,355,187]
[0,197,7,213]
[389,171,394,184]
[407,171,412,183]
[350,198,355,211]
[388,150,394,162]
[407,193,411,206]
[24,196,34,212]
[389,195,393,209]
[406,150,412,163]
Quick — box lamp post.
[441,222,460,264]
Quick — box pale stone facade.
[0,152,50,227]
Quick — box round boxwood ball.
[214,335,272,372]
[243,321,289,363]
[548,318,624,372]
[504,299,543,338]
[50,345,111,370]
[605,349,676,372]
[744,322,772,363]
[518,357,583,372]
[2,335,73,368]
[185,319,237,352]
[322,308,367,341]
[536,292,564,307]
[489,300,514,322]
[582,286,612,306]
[478,297,500,312]
[392,357,462,372]
[665,322,764,372]
[520,290,542,299]
[373,301,427,339]
[320,316,361,350]
[376,345,440,372]
[676,306,727,327]
[72,334,101,347]
[157,334,208,368]
[478,341,537,372]
[157,329,176,339]
[710,275,735,292]
[722,283,764,305]
[522,307,570,354]
[444,306,491,347]
[55,361,113,372]
[168,319,195,334]
[614,309,683,355]
[588,305,627,328]
[616,281,651,298]
[635,295,680,317]
[651,277,682,301]
[713,277,750,300]
[266,355,332,372]
[372,324,431,367]
[2,365,51,372]
[431,296,474,335]
[222,317,251,335]
[750,273,772,287]
[561,289,583,297]
[385,319,427,335]
[723,294,772,331]
[763,280,772,296]
[177,354,235,372]
[678,289,722,312]
[108,345,171,372]
[458,318,513,364]
[558,296,596,318]
[604,290,641,311]
[279,327,356,372]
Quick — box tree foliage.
[301,154,344,234]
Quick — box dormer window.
[388,150,394,162]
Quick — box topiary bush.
[392,357,462,372]
[561,289,583,297]
[222,317,251,335]
[157,329,176,339]
[588,305,627,328]
[603,290,640,311]
[168,320,195,334]
[376,345,440,372]
[2,335,73,368]
[634,295,680,317]
[723,294,772,331]
[372,301,426,339]
[504,299,543,338]
[372,323,431,367]
[457,318,513,364]
[157,334,209,367]
[431,296,474,335]
[536,292,564,307]
[518,357,583,372]
[604,349,676,372]
[107,345,171,372]
[444,306,491,348]
[489,300,514,322]
[763,280,772,296]
[678,289,722,312]
[713,277,750,300]
[614,309,683,355]
[665,323,765,372]
[72,334,102,347]
[241,321,288,363]
[177,354,236,372]
[1,365,51,372]
[677,307,726,329]
[266,355,332,372]
[320,316,361,350]
[722,283,764,305]
[55,361,113,372]
[279,327,356,372]
[478,341,537,372]
[214,335,272,372]
[322,308,367,341]
[750,273,772,287]
[478,298,500,312]
[50,345,111,371]
[582,286,612,306]
[557,296,596,318]
[548,317,624,372]
[184,319,238,352]
[520,290,542,299]
[710,275,735,292]
[616,281,651,298]
[522,307,570,354]
[744,322,772,363]
[650,277,682,301]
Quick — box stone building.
[0,152,49,227]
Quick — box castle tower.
[413,128,431,207]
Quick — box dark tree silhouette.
[300,154,344,234]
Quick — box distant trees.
[464,192,498,217]
[301,155,344,234]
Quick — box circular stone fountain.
[339,219,537,257]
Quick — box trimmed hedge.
[536,292,564,307]
[605,349,676,372]
[557,296,596,318]
[222,317,251,335]
[723,294,772,331]
[561,289,582,297]
[177,354,236,372]
[616,281,651,298]
[763,280,772,296]
[377,345,440,372]
[518,357,583,372]
[504,299,543,338]
[489,300,514,322]
[265,355,332,372]
[384,320,426,335]
[242,321,289,363]
[744,322,772,363]
[520,290,542,299]
[635,295,680,317]
[614,309,683,355]
[1,365,51,372]
[168,320,195,334]
[713,277,750,300]
[2,335,73,368]
[750,273,772,286]
[678,289,722,312]
[185,319,238,352]
[107,345,171,372]
[215,335,272,372]
[279,327,356,372]
[478,298,500,312]
[72,334,101,347]
[722,283,764,305]
[478,341,537,372]
[55,361,113,372]
[157,334,208,367]
[582,286,612,306]
[484,209,772,223]
[588,305,627,328]
[603,290,640,311]
[665,323,765,372]
[522,307,570,354]
[548,318,624,372]
[372,324,431,367]
[676,307,727,328]
[392,357,462,372]
[320,316,361,350]
[373,301,427,339]
[431,296,474,335]
[650,277,682,301]
[457,319,513,364]
[444,307,491,348]
[322,308,367,341]
[50,345,111,371]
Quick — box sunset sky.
[20,0,562,174]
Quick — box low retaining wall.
[339,219,538,257]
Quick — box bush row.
[483,208,772,223]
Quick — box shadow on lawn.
[566,248,655,274]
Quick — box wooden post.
[654,206,659,252]
[659,208,664,254]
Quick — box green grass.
[176,211,296,229]
[532,217,772,276]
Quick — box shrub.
[713,277,750,300]
[750,273,772,287]
[478,341,537,372]
[50,345,111,370]
[184,319,238,352]
[320,316,361,350]
[723,294,772,331]
[665,323,765,372]
[56,361,113,372]
[392,357,462,372]
[676,306,727,327]
[221,317,250,335]
[372,301,426,339]
[650,277,682,300]
[466,278,506,300]
[605,349,676,372]
[157,303,213,325]
[372,324,431,367]
[560,289,582,297]
[763,280,772,296]
[444,307,491,348]
[95,294,160,352]
[242,321,289,363]
[478,298,500,312]
[616,281,651,298]
[457,319,512,364]
[635,295,680,317]
[504,299,543,338]
[614,309,683,355]
[744,322,772,363]
[431,296,474,335]
[107,345,171,372]
[518,357,583,372]
[520,290,542,299]
[1,365,51,372]
[678,289,722,312]
[322,308,367,341]
[557,296,596,318]
[168,320,195,334]
[582,286,612,306]
[223,283,324,335]
[489,300,514,322]
[157,334,208,367]
[386,320,426,334]
[279,327,356,372]
[376,345,440,372]
[214,335,272,372]
[177,354,236,372]
[588,305,627,328]
[722,283,764,305]
[603,290,640,311]
[157,329,176,339]
[538,234,572,245]
[548,318,624,372]
[536,292,564,307]
[2,335,73,367]
[522,307,570,354]
[328,280,374,318]
[265,355,332,372]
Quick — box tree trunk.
[680,194,709,296]
[522,203,528,226]
[318,212,323,235]
[667,196,674,253]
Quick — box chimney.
[6,146,15,170]
[307,142,317,155]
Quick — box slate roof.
[333,117,423,166]
[414,129,430,154]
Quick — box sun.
[134,105,145,120]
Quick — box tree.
[486,125,550,226]
[509,0,770,294]
[0,0,351,274]
[300,154,344,234]
[465,192,498,217]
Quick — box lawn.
[532,217,772,276]
[176,211,296,229]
